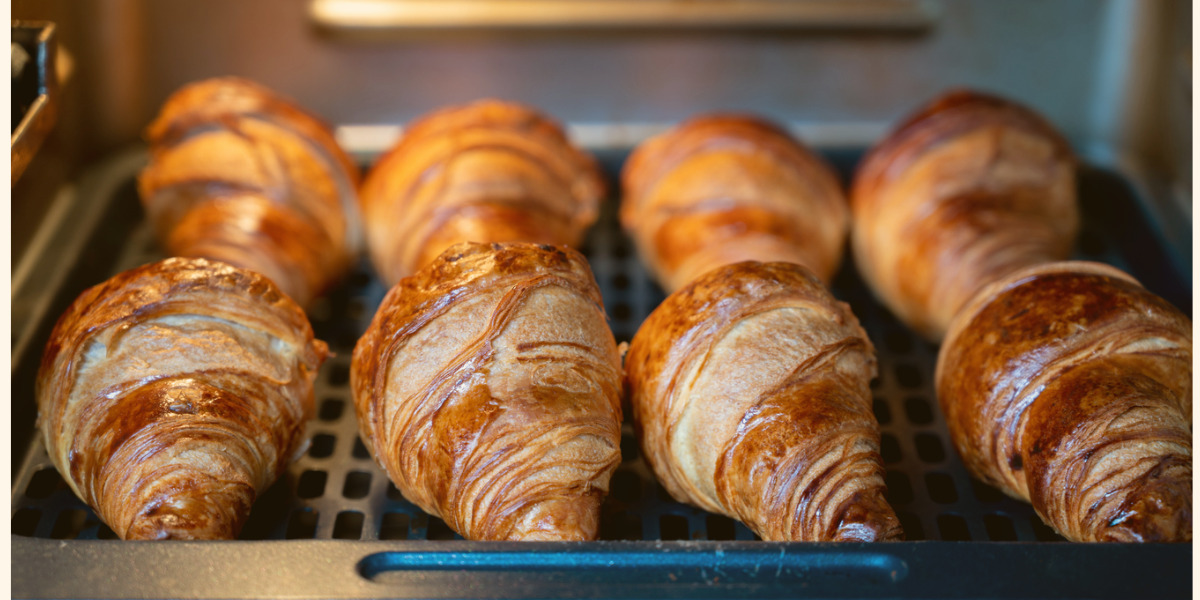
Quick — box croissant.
[138,76,362,307]
[850,89,1077,341]
[358,99,605,285]
[36,257,329,540]
[621,114,849,292]
[625,260,901,541]
[937,261,1192,542]
[351,242,623,540]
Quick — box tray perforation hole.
[971,479,1007,503]
[610,470,642,503]
[343,471,372,499]
[903,396,934,425]
[879,433,901,464]
[612,273,631,290]
[380,512,411,540]
[327,363,350,386]
[346,297,367,321]
[352,437,371,459]
[983,513,1017,541]
[386,482,405,501]
[51,509,89,540]
[599,511,642,541]
[427,517,459,540]
[914,433,945,463]
[285,509,318,539]
[308,298,331,323]
[25,468,65,498]
[884,471,913,505]
[1030,516,1065,542]
[611,239,631,259]
[297,470,327,499]
[336,330,361,351]
[318,398,344,422]
[894,363,923,389]
[611,302,632,321]
[895,510,924,541]
[309,433,336,458]
[705,514,737,541]
[659,514,689,540]
[333,511,365,540]
[925,472,958,504]
[348,269,372,288]
[12,508,41,537]
[936,514,971,541]
[872,398,891,425]
[883,330,913,354]
[656,483,675,502]
[619,433,640,462]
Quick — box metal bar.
[309,0,939,33]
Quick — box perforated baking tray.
[10,147,1192,599]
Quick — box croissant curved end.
[505,495,603,541]
[1098,469,1192,543]
[830,488,905,542]
[123,481,254,540]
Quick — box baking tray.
[10,146,1192,599]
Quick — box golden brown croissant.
[621,114,849,292]
[36,257,329,540]
[851,89,1077,341]
[625,260,901,541]
[138,77,362,307]
[351,241,622,540]
[937,261,1192,542]
[357,100,605,285]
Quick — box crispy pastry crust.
[625,261,901,541]
[937,261,1192,542]
[138,77,362,306]
[351,242,622,540]
[621,114,849,292]
[36,257,329,540]
[851,89,1077,341]
[358,100,605,285]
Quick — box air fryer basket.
[10,146,1192,599]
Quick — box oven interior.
[9,1,1194,599]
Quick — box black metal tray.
[10,147,1192,599]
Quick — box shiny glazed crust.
[36,257,329,540]
[936,261,1192,542]
[850,89,1077,341]
[351,242,622,540]
[358,100,605,286]
[138,77,362,306]
[624,261,901,541]
[621,114,849,292]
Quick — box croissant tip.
[123,505,244,541]
[832,521,904,543]
[116,477,256,541]
[502,495,603,541]
[1098,478,1192,543]
[828,488,905,542]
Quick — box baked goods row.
[35,78,1191,543]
